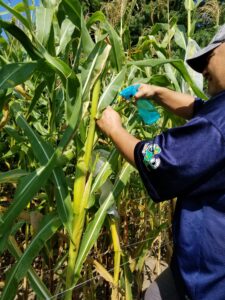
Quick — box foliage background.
[0,0,224,299]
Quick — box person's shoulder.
[196,90,225,139]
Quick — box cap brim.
[186,42,221,73]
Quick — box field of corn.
[0,0,222,299]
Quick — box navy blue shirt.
[134,91,225,300]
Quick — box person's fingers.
[134,90,146,99]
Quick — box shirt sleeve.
[193,97,205,116]
[134,116,225,202]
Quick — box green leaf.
[149,74,172,87]
[56,18,76,55]
[1,213,61,300]
[36,7,54,46]
[98,68,126,111]
[12,105,73,235]
[27,80,47,117]
[62,0,94,55]
[0,156,59,253]
[123,254,133,300]
[156,51,180,92]
[65,75,82,131]
[4,125,26,143]
[0,62,38,90]
[61,0,81,28]
[81,40,111,103]
[104,21,125,71]
[73,163,134,284]
[7,236,52,299]
[86,11,106,29]
[174,25,187,50]
[0,20,40,60]
[42,0,61,8]
[40,47,76,84]
[14,2,35,13]
[0,169,28,184]
[0,0,31,30]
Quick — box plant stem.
[110,217,121,300]
[187,0,192,38]
[65,80,101,300]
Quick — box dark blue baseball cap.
[186,24,225,73]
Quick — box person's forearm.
[109,126,140,167]
[152,86,195,119]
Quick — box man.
[97,24,225,300]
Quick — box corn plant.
[0,0,208,299]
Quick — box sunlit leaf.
[98,68,126,111]
[56,18,76,55]
[36,7,54,46]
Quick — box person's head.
[186,24,225,96]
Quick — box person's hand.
[96,106,122,138]
[134,84,158,100]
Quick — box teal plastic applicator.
[119,84,160,125]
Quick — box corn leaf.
[156,51,181,92]
[81,40,111,103]
[42,0,61,8]
[1,213,61,300]
[93,260,114,284]
[4,125,26,143]
[56,18,76,55]
[62,0,94,55]
[104,21,125,71]
[65,72,82,124]
[41,48,76,82]
[61,0,81,28]
[0,169,28,183]
[174,25,187,50]
[86,11,106,29]
[7,237,52,299]
[27,80,47,116]
[98,68,126,111]
[0,0,31,30]
[123,254,133,300]
[0,155,59,253]
[0,20,40,60]
[17,1,32,26]
[0,62,38,90]
[12,105,73,235]
[36,7,54,46]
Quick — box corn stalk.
[65,80,101,299]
